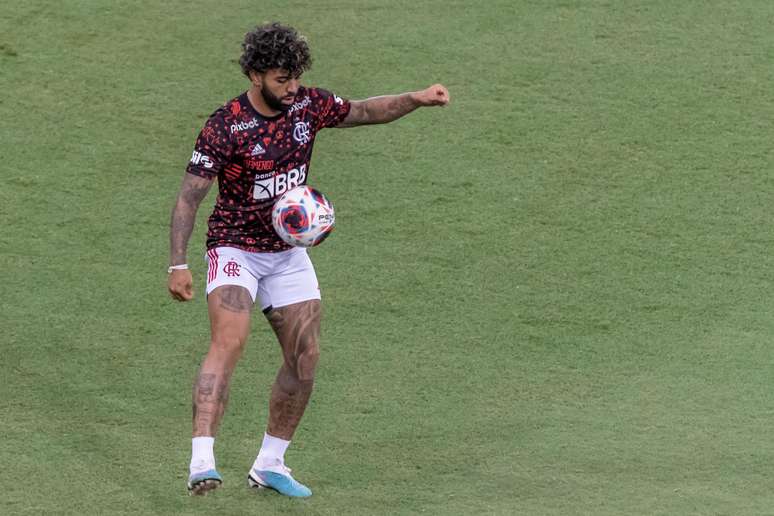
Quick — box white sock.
[254,432,290,468]
[190,436,215,474]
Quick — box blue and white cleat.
[187,469,222,495]
[247,459,312,498]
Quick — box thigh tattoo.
[217,285,254,313]
[266,300,321,355]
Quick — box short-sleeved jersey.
[186,86,351,252]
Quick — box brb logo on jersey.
[253,164,307,201]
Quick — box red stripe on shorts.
[207,249,219,283]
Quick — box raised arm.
[168,173,215,301]
[337,83,450,128]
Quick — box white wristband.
[167,264,189,273]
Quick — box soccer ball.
[271,185,335,247]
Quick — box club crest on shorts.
[223,260,241,277]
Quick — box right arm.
[168,173,214,301]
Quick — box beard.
[261,86,293,112]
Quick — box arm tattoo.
[338,93,419,128]
[169,174,213,264]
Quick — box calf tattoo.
[268,371,314,440]
[192,372,231,435]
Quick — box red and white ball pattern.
[271,185,335,248]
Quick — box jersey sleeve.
[313,88,352,130]
[186,111,232,179]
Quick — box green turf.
[3,0,774,514]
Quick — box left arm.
[337,84,450,128]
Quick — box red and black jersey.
[186,87,351,252]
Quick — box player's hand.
[168,269,194,302]
[414,84,450,107]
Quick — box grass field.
[3,0,774,514]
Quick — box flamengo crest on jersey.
[185,87,351,253]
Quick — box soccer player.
[167,22,449,498]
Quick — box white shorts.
[205,246,320,312]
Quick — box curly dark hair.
[239,22,312,78]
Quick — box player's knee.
[209,335,247,356]
[294,345,320,381]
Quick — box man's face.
[258,69,301,112]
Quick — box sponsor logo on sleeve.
[190,150,213,169]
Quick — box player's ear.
[249,70,262,88]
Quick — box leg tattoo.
[267,367,315,439]
[265,301,321,440]
[192,371,232,436]
[218,287,253,313]
[192,285,252,437]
